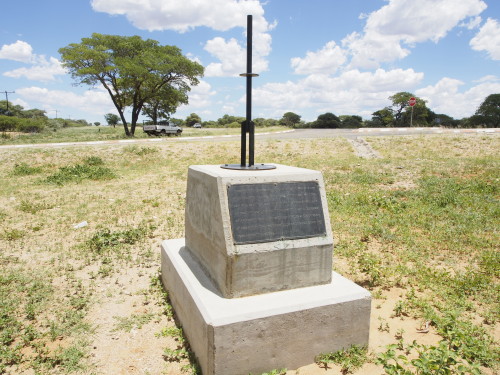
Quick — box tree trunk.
[101,82,131,136]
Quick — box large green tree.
[280,112,301,127]
[340,115,363,128]
[371,107,394,127]
[185,113,201,126]
[59,33,203,136]
[470,93,500,127]
[312,112,341,128]
[388,92,429,126]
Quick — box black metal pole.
[220,15,274,171]
[240,13,249,167]
[246,15,255,167]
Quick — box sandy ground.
[82,251,445,375]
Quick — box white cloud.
[253,68,424,119]
[460,16,482,29]
[204,32,271,77]
[0,40,33,63]
[16,86,115,115]
[470,18,500,60]
[91,0,275,78]
[416,76,500,118]
[183,80,216,108]
[344,0,487,68]
[474,75,500,83]
[291,41,347,75]
[91,0,266,33]
[204,37,246,77]
[0,40,66,82]
[3,56,66,81]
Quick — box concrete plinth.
[161,238,371,375]
[185,164,334,298]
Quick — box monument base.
[161,239,371,375]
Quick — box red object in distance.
[409,97,417,107]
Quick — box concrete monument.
[160,15,371,375]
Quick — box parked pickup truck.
[143,123,183,136]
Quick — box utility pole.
[2,91,15,113]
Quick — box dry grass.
[0,134,498,374]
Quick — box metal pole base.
[220,164,276,171]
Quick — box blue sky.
[1,0,499,124]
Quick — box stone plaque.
[227,181,326,244]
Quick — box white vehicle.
[143,122,182,136]
[193,123,202,128]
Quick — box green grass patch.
[85,222,156,254]
[11,162,43,176]
[315,345,368,373]
[44,156,116,185]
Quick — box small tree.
[388,92,429,126]
[471,93,500,127]
[340,115,363,128]
[371,107,394,127]
[280,112,301,127]
[94,122,100,126]
[104,113,120,128]
[185,113,201,127]
[312,112,341,128]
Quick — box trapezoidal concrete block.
[184,164,334,298]
[161,238,371,375]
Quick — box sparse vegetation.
[44,156,116,185]
[0,134,498,374]
[315,345,368,373]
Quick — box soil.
[80,253,445,375]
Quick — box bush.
[0,116,46,133]
[16,118,46,133]
[0,116,20,131]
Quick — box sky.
[1,0,499,124]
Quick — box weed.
[142,197,160,207]
[393,300,410,318]
[1,228,25,241]
[376,340,482,375]
[255,369,287,375]
[315,345,368,373]
[124,145,159,156]
[18,199,53,214]
[378,317,390,333]
[11,162,43,176]
[83,155,104,165]
[85,222,155,253]
[358,252,384,286]
[44,157,116,185]
[113,313,156,332]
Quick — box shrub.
[0,115,20,131]
[16,118,46,133]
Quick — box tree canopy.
[59,33,204,136]
[104,113,120,127]
[280,112,301,127]
[313,112,341,128]
[470,93,500,127]
[185,113,202,127]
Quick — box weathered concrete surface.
[161,239,371,375]
[185,164,334,298]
